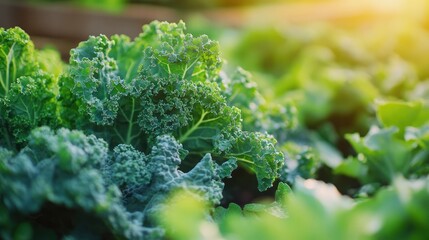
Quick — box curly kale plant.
[0,27,61,150]
[60,21,284,191]
[0,127,144,239]
[0,23,293,240]
[0,127,236,239]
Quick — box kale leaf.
[0,27,61,150]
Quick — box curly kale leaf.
[137,20,221,82]
[0,146,13,159]
[0,27,60,149]
[104,144,152,195]
[60,21,284,191]
[0,128,234,240]
[26,126,109,171]
[279,142,320,185]
[138,53,242,152]
[225,131,284,191]
[137,45,280,190]
[0,127,144,239]
[66,34,128,125]
[101,135,236,239]
[60,20,224,148]
[59,32,146,147]
[7,73,58,143]
[114,135,236,216]
[0,27,36,92]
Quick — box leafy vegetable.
[377,100,429,134]
[0,127,143,239]
[60,21,284,191]
[106,134,237,219]
[336,101,429,192]
[0,23,288,239]
[3,16,429,240]
[161,177,429,240]
[0,126,236,239]
[226,24,426,158]
[0,27,61,150]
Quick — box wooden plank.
[0,1,180,57]
[0,2,180,40]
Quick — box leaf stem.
[233,157,255,165]
[125,97,136,145]
[6,43,15,96]
[19,98,32,123]
[113,127,126,144]
[182,56,201,80]
[0,73,6,95]
[0,44,15,96]
[179,110,208,143]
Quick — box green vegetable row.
[2,19,429,240]
[0,21,291,239]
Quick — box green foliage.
[279,142,319,184]
[106,144,152,193]
[0,126,237,239]
[219,67,298,139]
[36,47,64,80]
[377,100,429,134]
[74,0,125,13]
[219,182,291,220]
[60,21,284,191]
[24,0,125,13]
[0,23,290,239]
[225,132,283,190]
[227,24,426,157]
[3,17,429,240]
[0,27,61,150]
[0,127,143,240]
[161,178,429,240]
[352,177,429,239]
[335,100,429,193]
[222,23,429,193]
[112,135,237,220]
[158,191,217,240]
